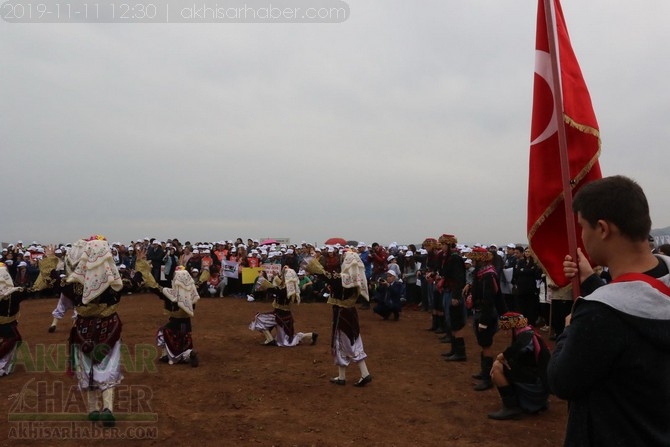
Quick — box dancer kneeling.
[488,312,550,420]
[249,266,318,347]
[156,266,200,367]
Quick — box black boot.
[445,338,466,362]
[441,339,455,357]
[472,353,486,380]
[434,316,446,334]
[473,356,494,391]
[488,386,523,420]
[426,315,439,331]
[439,328,452,343]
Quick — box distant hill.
[651,227,670,246]
[651,226,670,236]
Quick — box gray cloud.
[2,1,669,247]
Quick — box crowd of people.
[1,235,557,417]
[2,174,670,445]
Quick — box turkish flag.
[528,0,602,287]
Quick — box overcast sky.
[1,0,669,247]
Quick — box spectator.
[298,270,314,302]
[386,255,401,278]
[373,270,403,321]
[162,246,178,286]
[402,251,420,308]
[146,240,165,284]
[14,261,30,288]
[513,247,543,327]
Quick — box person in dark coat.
[488,312,550,420]
[373,270,403,321]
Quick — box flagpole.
[543,0,581,300]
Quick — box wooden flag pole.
[543,0,581,300]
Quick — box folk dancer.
[249,266,318,347]
[67,236,124,427]
[467,246,501,391]
[33,242,86,333]
[156,266,200,366]
[0,262,29,376]
[308,250,372,387]
[488,312,550,420]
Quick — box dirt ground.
[1,293,567,446]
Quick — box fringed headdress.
[161,266,200,317]
[422,238,438,251]
[499,312,529,331]
[0,263,22,298]
[438,234,458,246]
[341,251,369,301]
[67,236,123,304]
[465,246,493,263]
[283,267,301,304]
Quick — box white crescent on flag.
[530,50,558,146]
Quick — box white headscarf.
[0,263,21,299]
[67,237,123,304]
[341,250,369,301]
[161,267,200,317]
[283,266,301,304]
[65,239,87,275]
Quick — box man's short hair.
[572,175,651,242]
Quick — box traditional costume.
[309,251,372,387]
[422,237,441,331]
[35,241,87,333]
[156,266,200,366]
[488,312,550,420]
[249,267,318,347]
[67,236,124,427]
[467,247,500,391]
[0,263,28,376]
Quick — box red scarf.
[611,273,670,297]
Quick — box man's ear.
[597,219,613,239]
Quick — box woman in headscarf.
[0,262,29,376]
[67,235,124,427]
[249,266,318,347]
[308,250,372,387]
[156,266,200,366]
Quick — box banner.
[241,267,264,284]
[222,260,239,279]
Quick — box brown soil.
[0,294,567,446]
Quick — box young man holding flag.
[549,176,670,446]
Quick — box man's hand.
[563,247,594,284]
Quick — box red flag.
[527,0,601,287]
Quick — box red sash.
[611,273,670,298]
